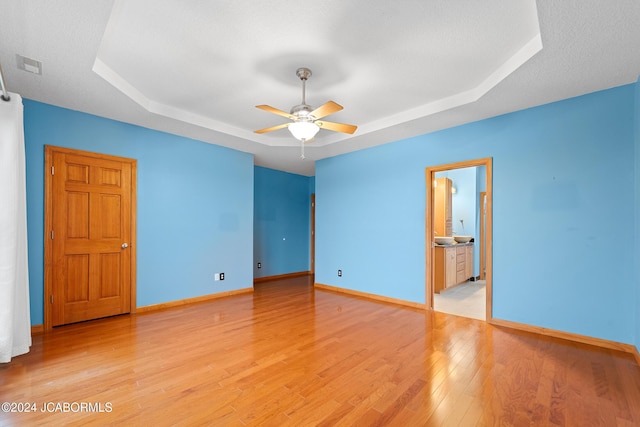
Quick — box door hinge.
[50,295,53,304]
[50,230,54,240]
[51,166,54,175]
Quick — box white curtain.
[0,92,31,363]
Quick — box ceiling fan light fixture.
[254,67,357,146]
[288,121,319,141]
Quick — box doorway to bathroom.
[425,158,492,321]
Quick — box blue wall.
[253,166,312,278]
[21,83,640,351]
[24,100,254,325]
[635,76,640,352]
[316,84,636,345]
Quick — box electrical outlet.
[220,272,225,280]
[214,273,220,281]
[257,262,261,269]
[338,269,342,277]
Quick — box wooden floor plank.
[1,276,639,426]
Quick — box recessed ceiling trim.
[150,101,270,145]
[476,33,543,100]
[94,57,298,147]
[93,57,151,110]
[327,33,543,147]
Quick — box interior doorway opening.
[425,158,492,321]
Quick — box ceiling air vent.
[16,54,42,75]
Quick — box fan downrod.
[292,67,313,115]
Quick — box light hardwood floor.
[2,276,640,426]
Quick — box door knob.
[121,243,129,249]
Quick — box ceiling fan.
[254,68,358,145]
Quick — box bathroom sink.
[435,236,455,245]
[454,235,472,243]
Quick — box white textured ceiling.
[1,1,639,176]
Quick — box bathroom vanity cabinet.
[434,243,473,293]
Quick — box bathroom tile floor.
[434,280,486,320]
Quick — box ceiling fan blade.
[309,101,343,120]
[254,123,290,134]
[316,120,357,134]
[256,105,295,120]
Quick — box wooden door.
[45,146,136,327]
[434,177,452,237]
